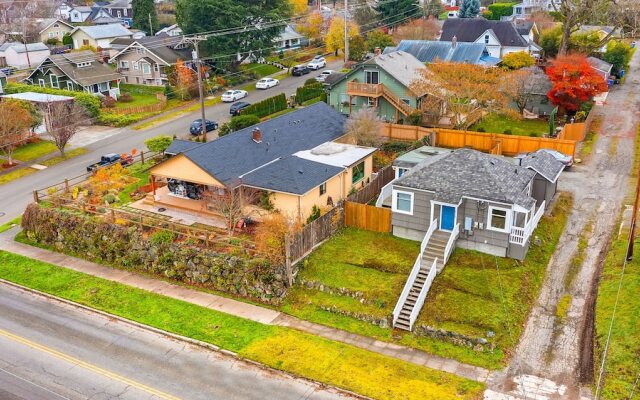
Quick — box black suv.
[189,119,218,135]
[230,101,251,116]
[292,65,310,76]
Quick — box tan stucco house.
[148,103,376,221]
[70,24,133,50]
[38,18,74,44]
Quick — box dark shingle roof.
[587,56,613,74]
[242,156,343,195]
[165,139,203,156]
[520,149,564,183]
[395,148,536,209]
[110,37,191,64]
[179,102,347,187]
[30,51,122,87]
[384,40,488,64]
[440,19,528,47]
[515,20,534,36]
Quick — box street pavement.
[0,60,341,225]
[0,283,350,400]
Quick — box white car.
[307,57,326,70]
[315,70,335,82]
[221,90,248,102]
[255,77,279,89]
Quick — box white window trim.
[487,205,512,233]
[364,69,379,85]
[142,62,151,75]
[395,167,409,179]
[120,60,129,68]
[66,81,73,90]
[392,189,414,215]
[50,74,59,88]
[133,61,139,70]
[38,78,45,87]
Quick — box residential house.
[511,0,560,19]
[156,24,183,37]
[440,18,538,59]
[517,66,554,117]
[87,7,123,25]
[68,6,93,23]
[326,50,428,123]
[148,103,377,221]
[25,50,122,97]
[0,91,75,134]
[274,25,305,51]
[37,18,74,44]
[587,56,613,80]
[54,1,73,20]
[516,149,564,207]
[574,25,622,53]
[0,42,50,69]
[70,24,133,51]
[109,36,192,85]
[383,40,501,66]
[102,0,133,27]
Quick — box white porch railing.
[392,218,438,326]
[509,200,546,245]
[444,223,460,264]
[375,179,395,208]
[408,257,438,330]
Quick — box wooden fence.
[286,204,344,266]
[378,123,578,157]
[346,166,395,204]
[344,201,392,233]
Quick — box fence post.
[140,151,145,165]
[33,190,39,203]
[64,178,70,194]
[284,234,293,287]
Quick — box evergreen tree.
[375,0,421,28]
[132,0,158,35]
[458,0,480,18]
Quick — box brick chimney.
[374,47,381,56]
[452,36,457,49]
[252,128,262,143]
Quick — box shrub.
[96,112,142,127]
[46,38,60,45]
[405,111,422,126]
[144,135,173,153]
[219,114,261,137]
[503,129,512,135]
[62,33,72,46]
[101,96,116,108]
[306,205,321,224]
[501,51,535,70]
[304,78,318,86]
[486,2,515,20]
[119,93,133,103]
[254,213,290,266]
[476,127,485,132]
[243,93,287,118]
[529,132,538,137]
[102,193,117,204]
[150,230,175,246]
[259,191,275,211]
[296,83,324,104]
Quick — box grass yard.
[0,250,484,400]
[0,167,37,186]
[0,216,21,233]
[12,140,57,162]
[282,194,573,369]
[118,161,151,203]
[116,84,164,109]
[40,148,88,167]
[242,63,281,79]
[471,113,550,137]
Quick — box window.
[319,182,327,196]
[484,34,490,44]
[396,167,409,178]
[352,161,365,184]
[38,79,45,87]
[515,7,522,14]
[50,75,59,88]
[120,60,129,69]
[154,63,159,72]
[364,70,379,84]
[49,32,54,38]
[488,206,510,232]
[367,97,375,107]
[98,82,108,92]
[117,10,122,17]
[83,39,89,46]
[142,62,151,74]
[136,47,145,55]
[133,61,139,70]
[392,190,413,215]
[401,98,410,105]
[66,81,73,90]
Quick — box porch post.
[430,201,434,226]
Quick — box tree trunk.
[559,20,572,56]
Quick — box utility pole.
[626,159,640,260]
[343,0,349,62]
[183,36,208,141]
[148,13,154,36]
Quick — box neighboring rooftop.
[294,142,376,168]
[395,148,536,209]
[72,24,132,39]
[362,51,428,95]
[383,40,499,66]
[165,139,202,156]
[515,20,535,36]
[0,42,49,53]
[519,149,565,183]
[587,56,613,74]
[1,92,74,103]
[29,50,122,87]
[440,19,529,47]
[277,25,304,41]
[392,146,454,169]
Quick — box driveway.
[485,51,640,399]
[0,60,342,225]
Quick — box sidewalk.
[0,228,495,383]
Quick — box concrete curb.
[0,278,369,400]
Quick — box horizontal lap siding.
[391,188,431,233]
[459,198,510,248]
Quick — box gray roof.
[29,50,122,87]
[362,51,428,95]
[174,102,347,188]
[165,139,202,156]
[515,20,535,36]
[395,148,536,209]
[277,25,304,41]
[72,24,132,40]
[323,72,346,86]
[587,56,613,74]
[0,42,49,53]
[37,18,73,33]
[384,40,488,64]
[520,149,564,183]
[110,36,191,64]
[440,19,529,47]
[575,25,620,36]
[72,6,93,12]
[242,156,343,195]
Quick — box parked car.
[307,57,326,70]
[291,64,310,76]
[255,77,279,89]
[315,70,335,82]
[230,101,251,116]
[189,119,218,135]
[86,153,133,172]
[221,90,248,102]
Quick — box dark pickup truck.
[86,153,133,172]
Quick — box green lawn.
[242,63,281,79]
[116,84,164,109]
[12,141,57,162]
[282,194,573,369]
[0,167,37,185]
[471,113,550,136]
[0,216,21,233]
[0,250,484,400]
[40,148,87,167]
[118,161,151,204]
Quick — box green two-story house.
[326,50,428,124]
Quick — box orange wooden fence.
[344,201,392,233]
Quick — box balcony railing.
[509,200,546,245]
[347,81,383,97]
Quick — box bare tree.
[504,67,552,114]
[344,107,383,147]
[202,185,258,235]
[47,100,88,157]
[0,100,34,166]
[392,16,441,42]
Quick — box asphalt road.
[0,283,350,400]
[0,60,341,225]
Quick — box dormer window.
[137,48,145,55]
[77,61,91,68]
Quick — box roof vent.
[252,127,262,143]
[298,170,303,174]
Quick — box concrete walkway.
[0,227,494,384]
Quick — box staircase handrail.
[444,223,460,264]
[392,218,438,325]
[408,257,438,330]
[375,179,395,208]
[381,84,414,116]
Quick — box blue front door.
[440,206,455,231]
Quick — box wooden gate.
[344,201,392,232]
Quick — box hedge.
[243,93,287,118]
[296,82,324,105]
[4,83,101,118]
[486,2,515,20]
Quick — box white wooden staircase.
[393,220,460,331]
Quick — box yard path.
[0,227,494,384]
[485,51,640,400]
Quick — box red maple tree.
[546,54,608,112]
